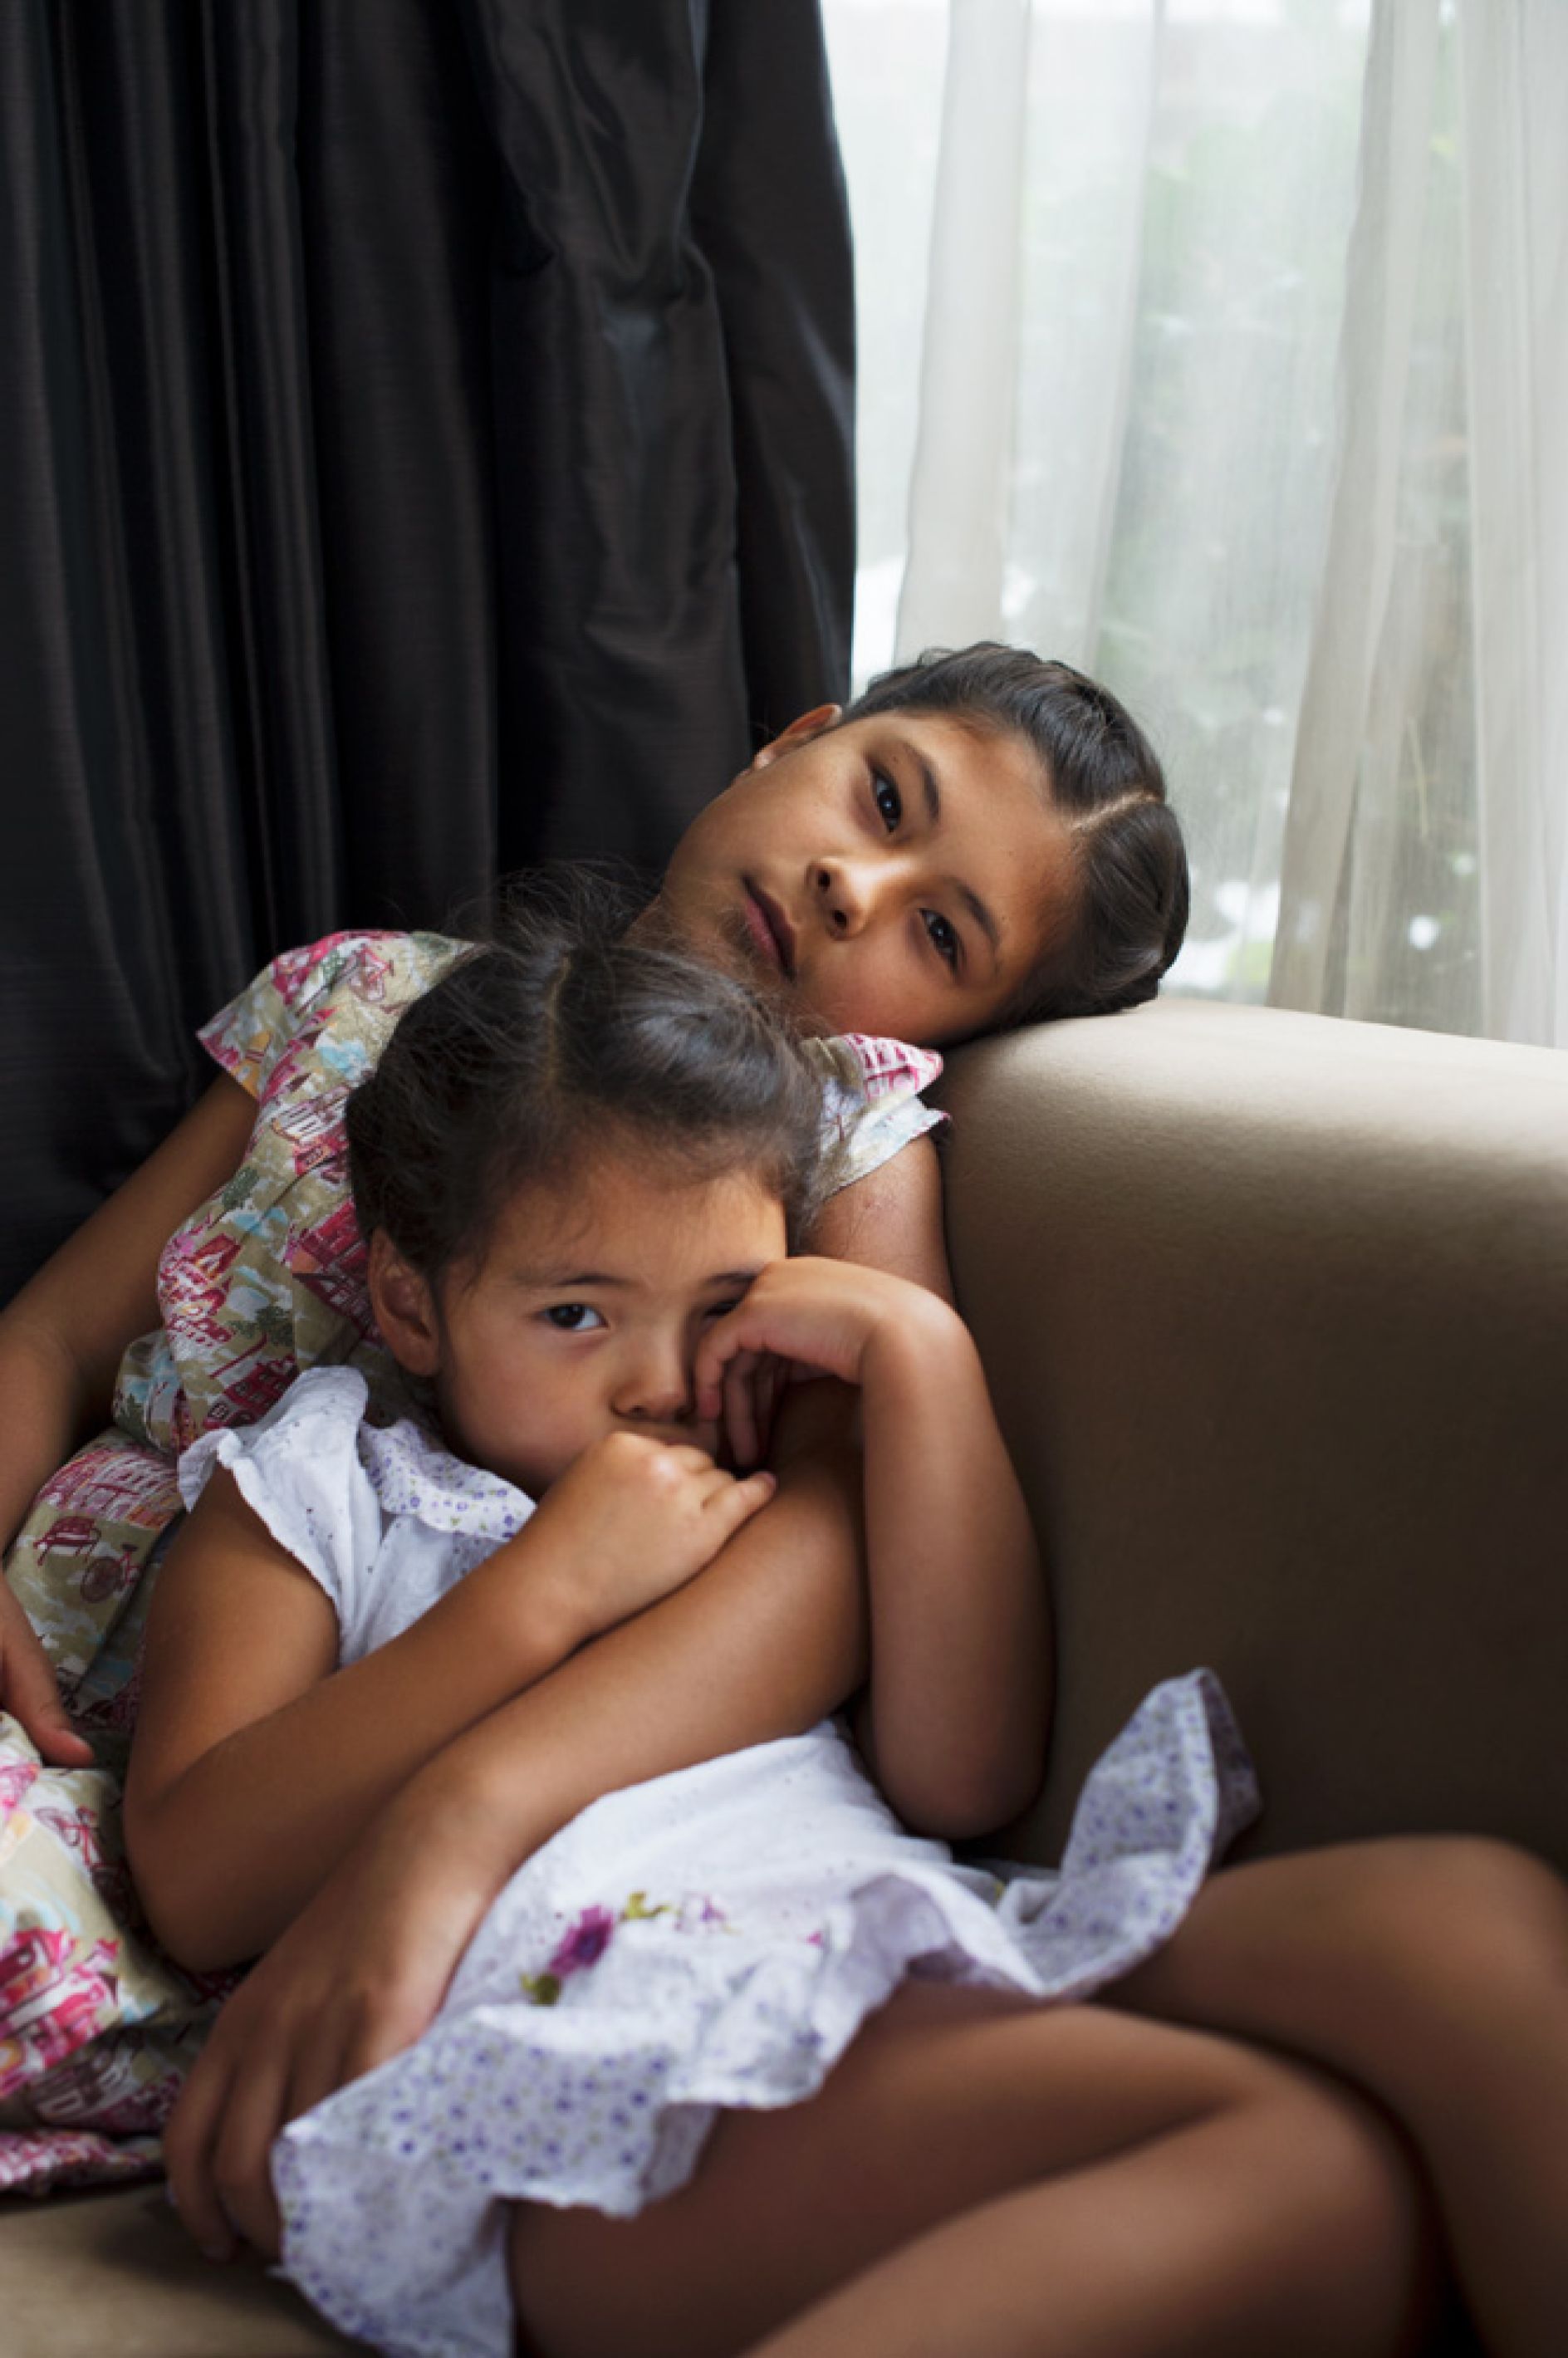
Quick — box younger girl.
[140,923,1568,2358]
[125,913,1416,2358]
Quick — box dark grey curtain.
[0,0,855,1301]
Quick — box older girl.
[1,644,1181,1772]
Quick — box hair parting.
[346,872,836,1288]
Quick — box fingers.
[693,1297,764,1421]
[1,1620,95,1767]
[756,1359,783,1463]
[164,2046,241,2262]
[662,1444,722,1473]
[164,1955,448,2270]
[694,1282,845,1415]
[694,1333,741,1424]
[722,1350,767,1468]
[207,2045,292,2260]
[706,1468,776,1540]
[29,1719,96,1767]
[166,2009,294,2264]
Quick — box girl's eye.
[545,1303,605,1331]
[873,772,902,832]
[924,909,960,968]
[705,1299,743,1321]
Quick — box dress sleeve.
[808,1033,948,1197]
[197,931,417,1101]
[176,1367,380,1634]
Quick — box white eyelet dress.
[179,1369,1259,2358]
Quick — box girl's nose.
[614,1341,695,1425]
[813,858,877,937]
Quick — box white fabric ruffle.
[276,1672,1256,2358]
[178,1369,537,1663]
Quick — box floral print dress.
[0,931,945,2194]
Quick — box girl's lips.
[742,883,795,978]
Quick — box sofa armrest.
[937,998,1568,1872]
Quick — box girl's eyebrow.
[956,882,1002,968]
[510,1267,768,1291]
[512,1268,630,1289]
[912,746,943,826]
[905,744,1003,966]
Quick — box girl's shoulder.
[175,1366,382,1636]
[805,1032,947,1199]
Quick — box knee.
[1263,2058,1433,2307]
[1297,2075,1420,2233]
[1359,1836,1568,1994]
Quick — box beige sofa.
[5,995,1564,2353]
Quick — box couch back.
[936,998,1568,1874]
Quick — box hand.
[0,1579,94,1766]
[164,1812,492,2263]
[717,1346,789,1473]
[694,1257,951,1427]
[524,1432,777,1640]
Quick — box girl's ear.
[747,703,842,772]
[367,1229,443,1377]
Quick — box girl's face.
[377,1151,788,1497]
[655,708,1077,1046]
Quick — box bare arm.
[0,1075,257,1525]
[807,1132,954,1302]
[853,1293,1048,1834]
[0,1076,257,1760]
[126,1434,784,1968]
[804,1135,1048,1831]
[127,1471,578,1968]
[696,1263,1049,1840]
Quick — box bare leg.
[1114,1836,1568,2358]
[509,1984,1431,2358]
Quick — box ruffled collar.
[358,1412,537,1542]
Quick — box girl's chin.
[643,889,839,1031]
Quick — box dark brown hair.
[845,643,1188,1022]
[347,879,833,1286]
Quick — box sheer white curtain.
[824,0,1568,1045]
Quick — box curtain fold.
[0,0,855,1301]
[1459,0,1568,1048]
[892,0,1162,670]
[894,0,1031,654]
[1268,0,1442,1017]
